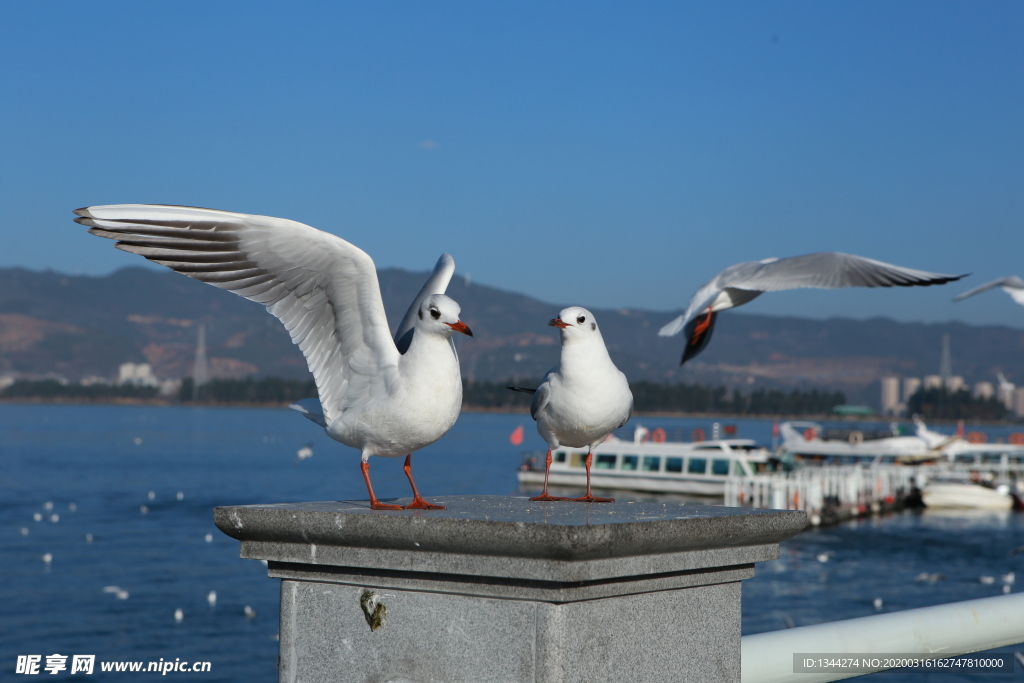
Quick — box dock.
[725,461,1024,525]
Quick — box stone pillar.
[215,495,805,683]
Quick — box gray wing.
[75,204,400,425]
[660,252,964,337]
[725,252,964,292]
[953,276,1024,303]
[394,253,456,354]
[529,376,553,421]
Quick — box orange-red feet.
[569,451,615,502]
[361,460,402,510]
[401,454,444,510]
[530,493,568,502]
[403,496,445,510]
[569,494,615,503]
[530,449,568,501]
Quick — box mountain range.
[1,266,1022,407]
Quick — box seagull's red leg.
[402,454,445,510]
[570,451,614,503]
[530,449,568,502]
[361,460,402,510]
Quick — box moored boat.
[921,478,1015,511]
[517,425,775,496]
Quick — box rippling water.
[1,404,1020,681]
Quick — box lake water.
[1,404,1021,681]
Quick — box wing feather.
[953,276,1024,302]
[394,253,455,354]
[729,253,963,292]
[75,204,400,423]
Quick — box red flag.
[509,425,525,446]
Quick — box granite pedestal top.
[215,495,806,585]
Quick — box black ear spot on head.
[591,322,596,331]
[418,309,423,320]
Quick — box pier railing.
[726,462,1024,524]
[741,592,1024,682]
[725,465,917,525]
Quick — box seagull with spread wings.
[953,276,1024,308]
[75,204,472,510]
[658,252,965,365]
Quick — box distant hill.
[2,266,1022,408]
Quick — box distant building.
[923,375,943,390]
[880,377,902,416]
[118,363,159,387]
[902,377,921,403]
[973,382,994,400]
[1015,388,1024,418]
[945,375,964,393]
[997,373,1016,410]
[80,376,112,387]
[0,375,15,391]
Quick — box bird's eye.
[577,315,586,324]
[430,308,441,320]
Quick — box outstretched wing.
[725,252,964,292]
[75,204,400,424]
[394,253,455,354]
[659,252,964,338]
[953,276,1024,303]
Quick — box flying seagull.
[658,252,965,365]
[75,204,472,510]
[511,307,632,502]
[953,276,1024,308]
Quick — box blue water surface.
[1,405,1021,681]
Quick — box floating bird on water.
[77,205,472,510]
[207,591,217,607]
[103,585,130,600]
[295,442,314,464]
[658,252,966,365]
[953,276,1024,308]
[510,307,632,502]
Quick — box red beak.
[548,318,570,328]
[446,320,473,337]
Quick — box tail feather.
[289,398,327,428]
[507,386,537,394]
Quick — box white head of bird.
[417,294,472,340]
[548,306,601,345]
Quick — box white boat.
[778,420,933,463]
[921,479,1014,511]
[778,419,1024,465]
[517,426,775,496]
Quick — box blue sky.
[2,2,1022,327]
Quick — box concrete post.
[214,495,805,683]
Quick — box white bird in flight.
[295,442,314,464]
[75,204,472,510]
[953,276,1024,308]
[512,307,632,503]
[658,252,965,365]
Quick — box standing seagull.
[658,252,965,365]
[953,276,1024,308]
[513,307,632,503]
[75,205,472,510]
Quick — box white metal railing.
[741,593,1024,683]
[725,465,918,522]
